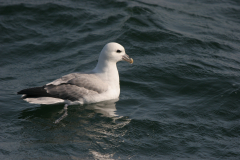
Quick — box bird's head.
[99,42,133,64]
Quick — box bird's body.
[18,42,133,106]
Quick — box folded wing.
[18,73,108,101]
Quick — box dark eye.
[116,50,122,53]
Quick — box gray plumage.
[19,73,108,101]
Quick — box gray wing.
[44,73,108,101]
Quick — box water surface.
[1,0,240,159]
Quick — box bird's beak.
[122,54,133,64]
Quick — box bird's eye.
[116,50,122,53]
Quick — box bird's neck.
[93,60,119,89]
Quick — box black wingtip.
[17,90,24,95]
[17,86,52,98]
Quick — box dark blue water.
[1,0,240,159]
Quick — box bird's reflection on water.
[19,98,121,122]
[84,98,119,118]
[18,99,131,159]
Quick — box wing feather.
[47,73,108,93]
[43,73,108,101]
[45,84,98,101]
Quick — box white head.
[98,42,133,64]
